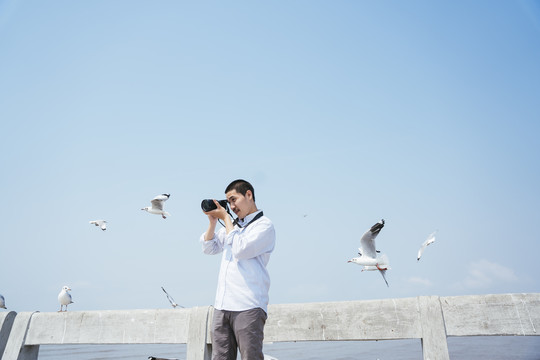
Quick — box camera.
[201,199,228,212]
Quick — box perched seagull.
[161,287,184,308]
[148,357,179,360]
[348,219,390,287]
[58,286,73,312]
[89,220,107,231]
[0,294,6,309]
[142,194,170,219]
[417,230,437,261]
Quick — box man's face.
[226,189,252,219]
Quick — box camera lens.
[201,199,216,212]
[201,199,228,212]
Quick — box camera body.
[201,199,228,212]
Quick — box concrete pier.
[1,293,539,360]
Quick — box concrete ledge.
[1,293,539,360]
[1,312,39,360]
[0,312,17,359]
[25,308,190,345]
[265,297,422,342]
[442,293,540,336]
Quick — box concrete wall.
[1,293,539,360]
[0,312,16,357]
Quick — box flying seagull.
[0,294,6,309]
[417,230,437,261]
[161,287,184,308]
[148,357,179,360]
[89,220,107,231]
[348,219,390,287]
[58,285,73,312]
[142,194,171,219]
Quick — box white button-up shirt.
[201,210,275,313]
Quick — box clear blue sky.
[1,1,539,312]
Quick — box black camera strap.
[234,211,264,229]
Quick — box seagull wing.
[417,243,427,261]
[161,287,176,305]
[90,220,107,230]
[359,219,385,259]
[151,199,164,210]
[417,231,437,261]
[379,268,389,287]
[426,231,437,245]
[161,287,182,308]
[154,194,170,201]
[151,194,169,210]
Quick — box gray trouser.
[212,308,267,360]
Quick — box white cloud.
[462,259,518,289]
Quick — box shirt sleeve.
[201,228,226,255]
[227,218,275,260]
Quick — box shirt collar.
[239,210,262,226]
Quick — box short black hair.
[225,179,255,202]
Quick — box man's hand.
[204,199,228,221]
[203,199,234,235]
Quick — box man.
[201,179,276,360]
